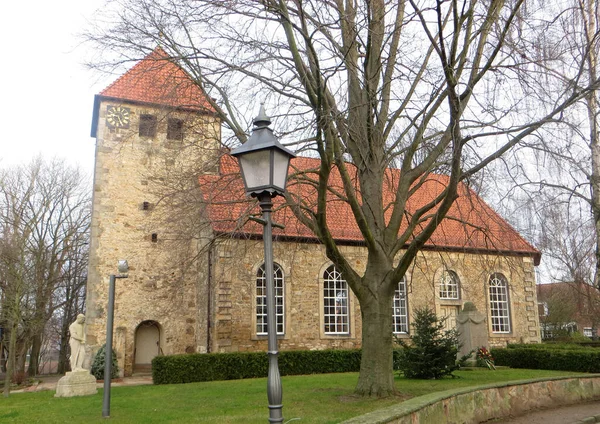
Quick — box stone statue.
[69,314,87,371]
[56,313,97,397]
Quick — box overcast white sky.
[0,1,109,177]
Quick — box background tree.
[0,158,90,395]
[494,0,600,286]
[86,0,600,397]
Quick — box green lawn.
[0,369,583,423]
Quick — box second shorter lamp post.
[231,105,295,424]
[102,260,129,418]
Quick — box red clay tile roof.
[99,47,214,111]
[200,155,541,264]
[91,47,215,137]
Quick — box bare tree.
[86,1,600,396]
[499,0,600,286]
[0,158,90,396]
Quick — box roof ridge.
[99,47,167,97]
[97,46,214,112]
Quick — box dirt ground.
[489,400,600,424]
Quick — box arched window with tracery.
[256,263,285,335]
[439,270,460,300]
[393,277,409,334]
[488,273,511,333]
[323,265,349,334]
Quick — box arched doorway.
[134,320,161,373]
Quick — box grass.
[0,369,584,423]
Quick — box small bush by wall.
[91,344,120,380]
[153,348,377,385]
[491,346,600,373]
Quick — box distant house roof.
[200,155,541,264]
[537,281,600,300]
[91,47,214,137]
[537,282,600,329]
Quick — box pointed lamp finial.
[253,103,271,128]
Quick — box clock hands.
[106,106,131,128]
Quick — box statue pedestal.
[54,370,98,397]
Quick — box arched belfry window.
[393,277,409,334]
[439,270,460,300]
[256,263,285,335]
[323,265,349,334]
[488,273,511,333]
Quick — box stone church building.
[86,48,542,376]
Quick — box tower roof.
[91,47,215,136]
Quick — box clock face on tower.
[106,105,131,129]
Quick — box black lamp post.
[102,260,129,418]
[231,105,295,424]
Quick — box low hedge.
[506,343,597,350]
[491,346,600,373]
[153,348,399,384]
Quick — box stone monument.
[55,314,98,397]
[456,302,488,366]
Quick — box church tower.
[87,48,220,375]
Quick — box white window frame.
[489,273,511,333]
[539,301,549,317]
[584,327,593,338]
[256,263,285,335]
[323,266,350,335]
[439,269,460,300]
[393,277,409,334]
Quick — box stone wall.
[209,238,540,353]
[86,99,220,375]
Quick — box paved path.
[492,401,600,424]
[9,373,153,393]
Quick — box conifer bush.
[91,343,119,380]
[396,307,468,379]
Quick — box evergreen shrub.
[91,343,120,380]
[396,307,468,379]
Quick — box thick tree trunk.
[58,286,75,374]
[15,339,29,375]
[3,323,17,397]
[57,328,70,374]
[27,334,42,377]
[355,292,395,397]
